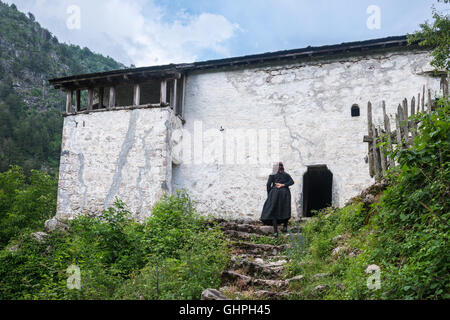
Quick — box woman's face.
[272,162,279,174]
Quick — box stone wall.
[172,49,441,220]
[56,107,182,221]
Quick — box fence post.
[367,102,375,178]
[372,124,382,181]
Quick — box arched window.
[351,104,360,117]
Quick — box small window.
[351,104,360,117]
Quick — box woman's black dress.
[260,172,295,225]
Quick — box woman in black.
[261,162,294,237]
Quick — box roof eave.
[49,35,427,89]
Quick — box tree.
[408,0,450,71]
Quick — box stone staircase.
[202,220,304,300]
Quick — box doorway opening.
[302,165,333,217]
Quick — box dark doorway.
[302,165,333,217]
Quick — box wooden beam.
[87,88,94,111]
[172,79,178,110]
[399,102,408,146]
[160,80,167,104]
[99,87,104,109]
[378,126,387,176]
[411,97,417,138]
[395,111,402,147]
[427,89,432,113]
[133,84,141,106]
[372,124,382,181]
[76,90,81,112]
[367,102,375,178]
[402,98,408,121]
[109,87,115,110]
[418,93,421,114]
[382,101,394,168]
[441,74,448,98]
[66,90,73,113]
[422,85,425,112]
[180,75,186,117]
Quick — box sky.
[5,0,448,67]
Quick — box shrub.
[286,102,449,300]
[0,166,57,248]
[0,191,229,300]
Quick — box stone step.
[216,219,263,226]
[234,253,289,262]
[201,289,230,300]
[225,230,302,242]
[221,270,304,292]
[221,270,288,290]
[231,242,288,256]
[229,256,286,278]
[220,222,274,236]
[224,230,270,241]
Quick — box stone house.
[49,35,442,222]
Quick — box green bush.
[0,191,229,300]
[364,99,450,299]
[0,166,57,248]
[287,101,449,300]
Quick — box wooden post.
[441,74,448,98]
[76,90,81,112]
[422,85,425,112]
[172,79,178,110]
[418,93,421,114]
[427,89,432,113]
[99,87,104,109]
[180,75,186,117]
[66,90,73,113]
[395,112,402,147]
[87,88,94,111]
[400,102,409,146]
[411,96,417,138]
[372,124,382,181]
[382,101,394,168]
[133,83,141,106]
[367,102,375,177]
[109,86,115,110]
[160,80,167,105]
[402,98,409,122]
[378,126,387,176]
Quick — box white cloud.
[7,0,239,66]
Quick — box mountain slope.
[0,1,126,174]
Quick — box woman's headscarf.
[272,162,285,175]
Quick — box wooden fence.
[364,84,444,181]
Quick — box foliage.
[114,191,229,299]
[286,102,450,300]
[0,1,126,174]
[0,191,229,300]
[408,0,450,70]
[0,166,57,249]
[0,82,63,174]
